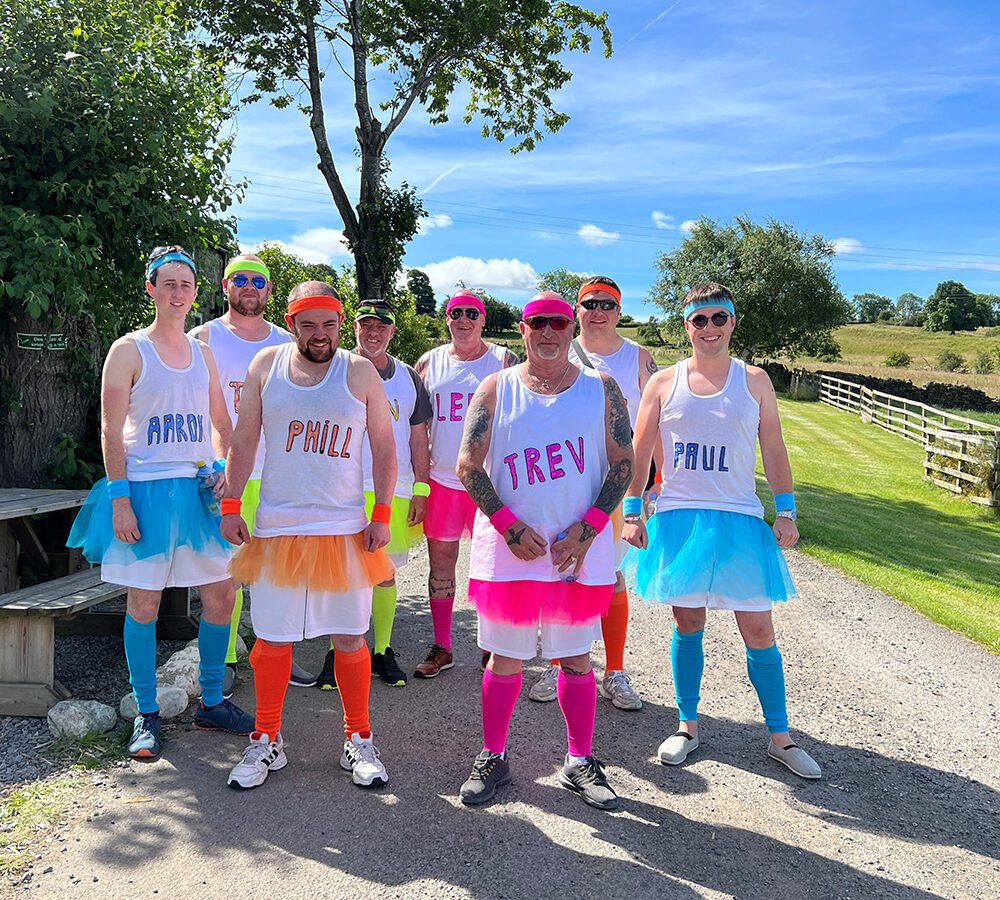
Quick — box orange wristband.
[220,498,242,516]
[371,503,392,524]
[653,471,663,485]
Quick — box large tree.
[852,292,892,323]
[193,1,611,300]
[407,269,437,316]
[893,292,925,327]
[0,0,239,486]
[924,280,980,333]
[538,268,590,303]
[649,217,850,361]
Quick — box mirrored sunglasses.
[230,273,267,289]
[580,298,619,311]
[524,315,572,332]
[688,311,734,329]
[448,307,481,320]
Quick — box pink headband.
[522,295,575,321]
[446,293,486,315]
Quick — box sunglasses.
[448,307,481,321]
[524,316,572,332]
[580,298,619,311]
[688,311,734,329]
[230,273,267,290]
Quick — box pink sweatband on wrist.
[446,293,486,315]
[582,507,610,533]
[489,506,518,534]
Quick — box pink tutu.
[469,578,613,626]
[424,479,477,541]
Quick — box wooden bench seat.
[0,567,125,618]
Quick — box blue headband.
[146,251,196,280]
[683,297,736,319]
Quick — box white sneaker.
[528,664,559,703]
[599,670,643,710]
[340,732,388,788]
[768,741,822,779]
[227,731,287,789]
[658,731,699,765]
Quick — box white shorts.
[101,545,231,592]
[249,575,373,642]
[478,616,601,661]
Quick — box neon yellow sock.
[372,584,397,655]
[225,585,244,665]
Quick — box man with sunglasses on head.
[412,293,518,679]
[527,276,655,711]
[189,254,316,697]
[312,300,432,689]
[622,281,821,780]
[455,291,632,809]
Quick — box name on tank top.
[434,390,476,422]
[500,437,587,491]
[672,441,730,473]
[145,413,206,446]
[284,418,355,458]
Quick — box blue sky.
[228,0,1000,318]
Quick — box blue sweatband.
[774,492,796,513]
[107,479,131,499]
[622,496,643,516]
[212,458,226,472]
[146,250,196,280]
[683,298,736,319]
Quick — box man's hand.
[773,516,799,549]
[622,518,648,549]
[407,495,427,527]
[502,519,547,561]
[212,471,227,498]
[221,513,250,546]
[364,521,390,552]
[550,521,599,579]
[112,498,140,544]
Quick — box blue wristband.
[774,492,795,512]
[107,479,131,499]
[622,496,643,516]
[213,458,226,472]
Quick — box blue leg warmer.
[746,643,789,733]
[670,627,704,721]
[124,614,158,715]
[198,619,230,708]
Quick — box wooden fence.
[792,371,1000,508]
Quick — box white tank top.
[423,343,508,490]
[361,356,417,497]
[254,345,368,536]
[569,337,642,429]
[655,358,763,517]
[469,367,615,586]
[122,331,215,481]
[204,318,292,478]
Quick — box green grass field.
[761,399,1000,653]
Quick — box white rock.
[47,700,117,739]
[157,654,201,699]
[234,634,248,658]
[119,685,190,721]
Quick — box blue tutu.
[622,508,796,610]
[68,477,228,565]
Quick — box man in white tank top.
[624,282,821,780]
[455,292,633,810]
[529,276,658,709]
[189,254,312,699]
[412,293,518,679]
[310,300,433,690]
[221,281,399,791]
[74,245,254,762]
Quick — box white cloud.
[578,224,620,246]
[679,220,698,233]
[832,237,864,255]
[255,227,352,265]
[417,213,453,234]
[651,211,676,230]
[419,256,540,295]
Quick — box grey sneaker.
[289,659,317,688]
[222,664,237,700]
[460,749,512,805]
[599,670,643,710]
[528,664,559,703]
[559,755,619,810]
[768,741,822,779]
[658,731,699,765]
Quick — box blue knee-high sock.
[198,620,231,708]
[670,627,704,721]
[124,614,158,715]
[746,643,789,733]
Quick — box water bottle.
[196,459,225,519]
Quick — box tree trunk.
[0,310,99,487]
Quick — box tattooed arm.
[456,372,547,561]
[551,373,634,575]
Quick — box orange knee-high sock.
[250,640,292,737]
[601,589,629,672]
[334,644,372,739]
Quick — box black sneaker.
[316,649,337,691]
[288,659,317,688]
[372,646,407,686]
[559,755,619,810]
[460,749,512,805]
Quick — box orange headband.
[287,295,343,317]
[578,282,621,303]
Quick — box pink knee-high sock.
[429,596,454,649]
[481,668,522,755]
[557,668,597,758]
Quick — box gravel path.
[5,544,999,899]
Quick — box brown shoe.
[414,644,454,679]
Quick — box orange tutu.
[231,533,393,591]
